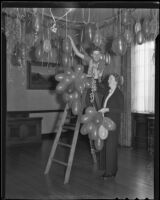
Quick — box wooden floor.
[5,135,154,199]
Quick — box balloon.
[93,30,102,47]
[43,39,52,53]
[71,99,81,115]
[86,121,96,134]
[49,47,58,63]
[102,117,116,131]
[81,114,92,124]
[85,106,97,116]
[63,75,72,85]
[84,79,92,88]
[33,15,40,33]
[35,44,43,60]
[121,10,132,25]
[54,38,61,50]
[68,93,75,101]
[93,112,103,125]
[75,64,84,74]
[63,92,70,102]
[83,23,96,43]
[105,52,111,65]
[88,127,98,140]
[55,73,65,81]
[80,124,88,135]
[142,18,151,37]
[67,83,75,94]
[135,21,141,34]
[73,91,80,99]
[123,29,134,44]
[94,138,104,151]
[62,38,72,54]
[56,82,66,93]
[98,125,108,140]
[136,30,145,45]
[62,53,71,68]
[75,80,85,94]
[112,35,127,56]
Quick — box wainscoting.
[132,113,155,153]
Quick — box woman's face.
[92,50,101,62]
[108,75,117,89]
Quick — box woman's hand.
[98,108,109,113]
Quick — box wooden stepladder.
[44,90,87,184]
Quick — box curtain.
[120,47,132,147]
[131,41,155,113]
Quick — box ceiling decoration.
[2,7,159,82]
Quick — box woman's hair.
[109,73,123,87]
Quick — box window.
[131,41,155,113]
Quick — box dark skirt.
[99,122,120,176]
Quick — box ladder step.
[58,142,71,148]
[53,159,68,166]
[63,125,75,130]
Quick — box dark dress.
[99,86,124,176]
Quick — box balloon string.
[82,8,90,24]
[65,12,67,38]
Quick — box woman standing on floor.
[98,73,124,179]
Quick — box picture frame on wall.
[27,61,59,90]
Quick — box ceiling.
[43,8,157,26]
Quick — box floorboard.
[5,136,154,199]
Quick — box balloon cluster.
[80,106,116,151]
[55,65,91,115]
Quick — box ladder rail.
[44,104,69,174]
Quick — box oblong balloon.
[88,127,98,140]
[98,125,109,140]
[102,117,116,131]
[55,73,65,81]
[71,99,81,115]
